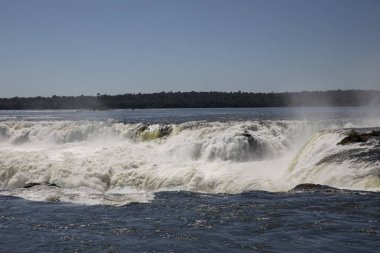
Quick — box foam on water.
[0,119,379,205]
[287,129,380,191]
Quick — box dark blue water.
[1,107,379,123]
[1,191,379,253]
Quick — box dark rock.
[23,182,42,188]
[290,183,341,193]
[241,130,253,139]
[238,130,267,160]
[23,182,60,189]
[136,124,173,141]
[241,130,259,148]
[47,183,60,188]
[159,125,173,137]
[137,124,148,133]
[338,130,380,145]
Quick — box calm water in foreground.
[1,191,380,253]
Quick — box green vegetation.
[0,90,379,109]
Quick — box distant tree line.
[0,90,379,110]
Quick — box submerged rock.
[241,130,259,150]
[139,125,173,141]
[290,183,341,193]
[338,130,380,145]
[23,182,60,189]
[241,130,253,139]
[158,125,173,137]
[239,130,268,160]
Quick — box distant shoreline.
[1,90,379,110]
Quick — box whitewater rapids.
[0,119,379,205]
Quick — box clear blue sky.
[1,0,379,97]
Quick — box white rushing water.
[0,119,379,205]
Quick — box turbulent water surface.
[0,107,379,252]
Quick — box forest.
[0,90,379,110]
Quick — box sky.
[0,0,379,97]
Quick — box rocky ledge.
[338,130,380,145]
[23,182,60,189]
[289,183,342,193]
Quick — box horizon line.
[1,89,380,99]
